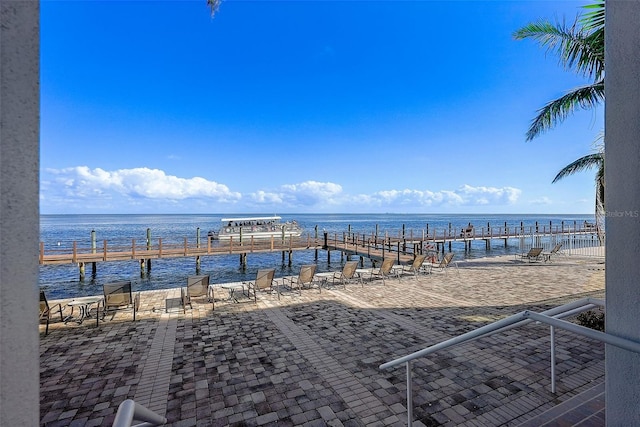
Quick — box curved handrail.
[112,399,167,427]
[379,297,639,426]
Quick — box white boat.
[208,216,303,241]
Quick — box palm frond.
[207,0,222,17]
[526,80,604,141]
[513,19,604,80]
[581,1,605,32]
[552,153,604,183]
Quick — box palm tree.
[552,142,604,234]
[514,1,605,233]
[513,1,604,141]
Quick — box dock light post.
[145,228,152,272]
[91,230,97,277]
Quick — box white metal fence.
[518,231,605,258]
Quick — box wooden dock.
[39,222,602,278]
[40,235,323,265]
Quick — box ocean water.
[40,213,595,299]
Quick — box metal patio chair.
[181,275,212,312]
[39,290,64,335]
[103,281,140,320]
[396,253,428,280]
[331,260,359,289]
[282,264,318,294]
[244,268,277,302]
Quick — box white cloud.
[529,196,553,205]
[456,184,521,204]
[46,166,241,202]
[41,168,522,213]
[356,185,521,208]
[249,181,343,207]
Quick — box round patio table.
[64,296,103,326]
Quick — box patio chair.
[396,254,428,280]
[103,281,140,320]
[331,260,359,289]
[282,264,318,294]
[460,224,475,238]
[39,290,64,335]
[517,247,544,263]
[425,252,457,274]
[365,257,397,285]
[244,268,277,302]
[181,275,212,313]
[543,243,564,262]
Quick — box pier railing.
[339,223,600,243]
[39,222,603,266]
[327,223,603,257]
[39,234,323,265]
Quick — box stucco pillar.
[605,0,640,425]
[0,1,40,425]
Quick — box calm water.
[40,213,594,299]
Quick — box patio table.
[64,296,103,326]
[209,282,246,303]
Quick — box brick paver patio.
[40,254,606,426]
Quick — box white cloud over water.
[41,167,522,213]
[530,196,553,205]
[353,186,520,208]
[45,166,241,202]
[248,181,344,208]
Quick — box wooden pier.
[39,221,601,279]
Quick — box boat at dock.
[207,216,303,241]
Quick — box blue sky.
[40,0,603,215]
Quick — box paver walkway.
[40,254,606,426]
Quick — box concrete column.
[0,1,40,425]
[605,1,640,424]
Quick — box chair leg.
[180,288,187,313]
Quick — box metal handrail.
[379,297,640,426]
[112,399,167,427]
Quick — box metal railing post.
[381,297,640,422]
[550,325,556,393]
[406,361,413,427]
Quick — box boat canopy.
[220,216,281,222]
